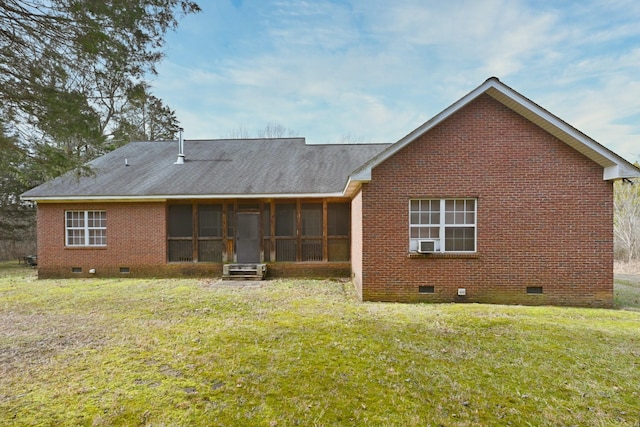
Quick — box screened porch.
[167,199,351,264]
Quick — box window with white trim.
[409,199,476,253]
[65,211,106,247]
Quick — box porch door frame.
[236,212,261,263]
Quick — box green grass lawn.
[615,274,640,311]
[1,262,639,426]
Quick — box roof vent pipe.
[174,127,185,164]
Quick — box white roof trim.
[350,77,640,182]
[603,164,640,180]
[342,176,367,198]
[24,192,348,203]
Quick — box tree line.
[0,0,200,259]
[614,177,640,263]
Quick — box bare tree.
[614,178,640,262]
[228,122,298,139]
[228,124,251,139]
[340,133,366,143]
[256,122,297,138]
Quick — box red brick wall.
[360,94,614,307]
[36,201,352,279]
[37,202,167,278]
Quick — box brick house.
[22,78,640,307]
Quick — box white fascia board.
[21,196,169,203]
[349,168,372,182]
[23,192,346,203]
[342,177,363,198]
[159,193,346,199]
[604,164,640,180]
[604,165,621,181]
[343,167,379,197]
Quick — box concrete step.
[222,263,267,280]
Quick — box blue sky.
[151,0,640,164]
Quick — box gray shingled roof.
[21,138,390,200]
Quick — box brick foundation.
[37,262,349,280]
[266,262,350,278]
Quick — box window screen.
[301,203,322,237]
[168,205,193,237]
[198,204,223,237]
[328,203,350,236]
[276,203,296,236]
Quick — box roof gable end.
[351,77,640,182]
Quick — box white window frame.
[409,199,476,253]
[65,210,107,247]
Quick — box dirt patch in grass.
[0,312,110,374]
[199,279,267,289]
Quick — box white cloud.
[543,75,640,163]
[150,0,640,163]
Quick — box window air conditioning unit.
[418,239,438,253]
